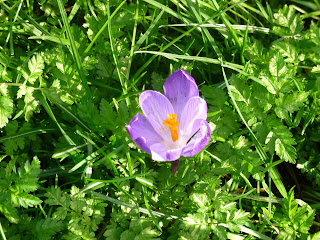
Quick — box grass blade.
[91,191,179,219]
[76,130,119,176]
[28,36,69,45]
[221,61,287,200]
[131,0,247,85]
[39,91,75,145]
[107,1,129,103]
[186,0,223,59]
[0,128,56,143]
[83,1,126,55]
[56,0,91,99]
[134,9,164,52]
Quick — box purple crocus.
[125,70,211,162]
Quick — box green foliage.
[0,156,41,223]
[0,84,13,128]
[45,186,107,239]
[2,121,37,155]
[0,0,320,239]
[273,188,315,239]
[105,217,162,240]
[273,5,304,36]
[2,216,65,240]
[22,54,45,85]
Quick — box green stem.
[0,220,7,240]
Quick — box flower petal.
[139,90,174,142]
[182,120,211,157]
[125,113,163,154]
[150,143,182,161]
[163,70,199,120]
[179,96,207,141]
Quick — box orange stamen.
[163,114,179,142]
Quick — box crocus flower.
[125,70,211,161]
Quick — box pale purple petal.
[150,143,182,161]
[182,120,211,157]
[139,90,174,142]
[125,113,163,154]
[179,96,207,141]
[163,70,199,120]
[127,70,210,160]
[166,148,182,161]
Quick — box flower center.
[163,114,179,142]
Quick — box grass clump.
[0,0,320,239]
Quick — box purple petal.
[182,120,211,157]
[125,113,163,154]
[150,143,182,161]
[179,96,207,141]
[163,70,199,120]
[139,90,174,142]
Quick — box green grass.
[0,0,320,239]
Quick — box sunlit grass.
[0,0,319,238]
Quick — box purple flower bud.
[125,70,211,161]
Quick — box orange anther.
[163,114,179,141]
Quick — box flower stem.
[171,160,179,174]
